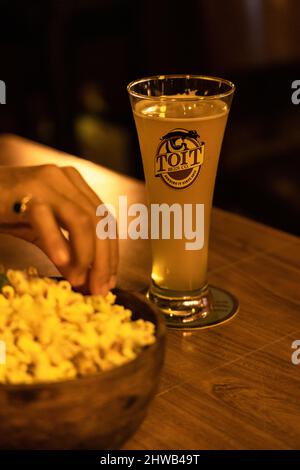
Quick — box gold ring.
[13,194,33,215]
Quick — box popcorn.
[0,268,155,384]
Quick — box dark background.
[0,0,300,235]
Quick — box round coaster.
[165,285,239,330]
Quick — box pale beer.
[128,75,237,328]
[133,98,228,292]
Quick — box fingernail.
[98,283,109,296]
[70,272,86,287]
[54,249,70,266]
[108,275,117,290]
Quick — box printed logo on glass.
[155,129,204,189]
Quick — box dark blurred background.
[0,0,300,234]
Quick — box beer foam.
[134,98,228,121]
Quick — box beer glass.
[127,75,238,329]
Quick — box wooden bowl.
[0,289,166,449]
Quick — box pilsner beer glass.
[127,75,238,329]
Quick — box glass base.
[147,283,239,330]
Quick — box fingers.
[61,166,101,206]
[108,235,118,288]
[62,166,119,294]
[4,164,118,295]
[21,175,95,287]
[50,195,95,287]
[27,201,70,268]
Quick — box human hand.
[0,164,118,295]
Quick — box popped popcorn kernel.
[0,269,155,384]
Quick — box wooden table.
[0,134,300,450]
